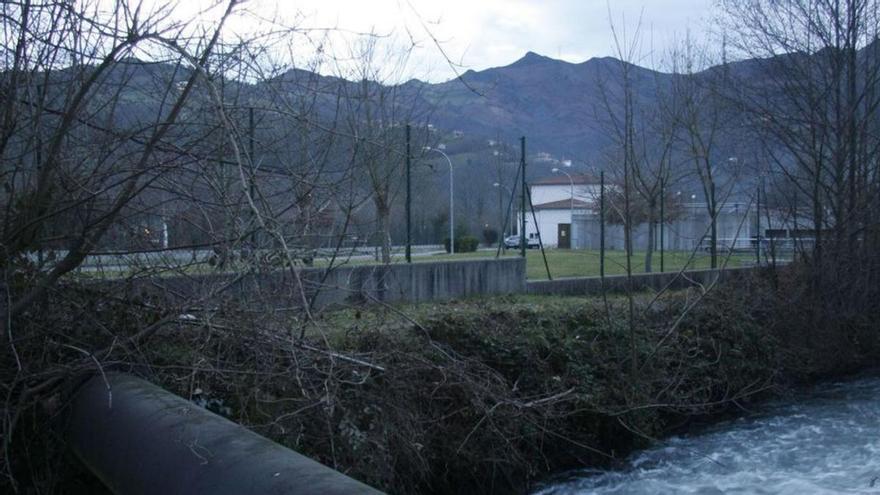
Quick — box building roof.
[531,174,598,186]
[533,198,592,210]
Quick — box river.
[535,375,880,494]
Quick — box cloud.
[144,0,716,81]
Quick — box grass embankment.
[325,248,751,279]
[138,266,880,494]
[68,248,751,281]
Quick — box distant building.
[520,175,811,252]
[573,201,755,252]
[534,151,554,162]
[520,174,601,248]
[574,201,814,253]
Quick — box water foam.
[536,376,880,494]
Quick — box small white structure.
[521,174,601,248]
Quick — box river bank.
[16,264,879,493]
[131,266,880,494]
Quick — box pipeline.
[66,373,384,495]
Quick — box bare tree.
[719,0,880,274]
[666,37,736,269]
[594,11,647,380]
[0,1,382,488]
[337,37,430,263]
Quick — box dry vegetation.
[9,266,878,494]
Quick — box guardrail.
[29,245,446,272]
[67,373,384,495]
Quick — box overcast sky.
[147,0,718,82]
[280,0,718,81]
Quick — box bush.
[444,235,479,253]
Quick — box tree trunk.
[644,201,656,273]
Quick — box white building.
[572,201,813,254]
[521,174,601,248]
[521,173,811,253]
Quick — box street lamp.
[493,182,516,238]
[425,146,456,254]
[552,167,575,248]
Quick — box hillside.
[418,52,672,161]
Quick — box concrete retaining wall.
[105,259,756,309]
[124,257,526,309]
[527,267,756,297]
[305,257,526,307]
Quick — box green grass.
[334,248,751,280]
[67,248,750,281]
[520,249,750,280]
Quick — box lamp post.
[425,146,455,254]
[552,167,575,248]
[493,182,515,238]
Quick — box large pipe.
[66,373,384,495]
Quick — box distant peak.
[511,51,554,67]
[580,56,620,66]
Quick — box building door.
[558,223,571,249]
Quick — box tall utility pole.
[405,124,412,263]
[600,170,606,278]
[660,181,665,272]
[520,137,527,257]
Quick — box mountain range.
[414,51,663,161]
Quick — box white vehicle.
[503,235,540,249]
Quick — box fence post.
[520,137,527,258]
[600,170,605,279]
[405,124,412,263]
